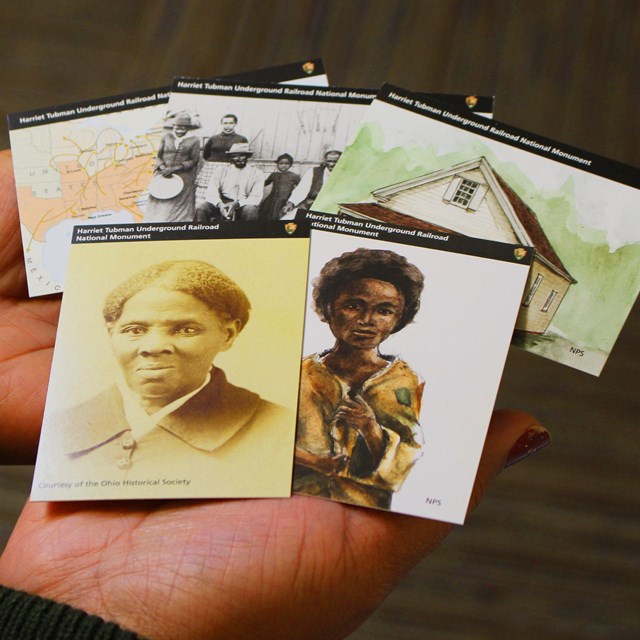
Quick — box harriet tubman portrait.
[56,260,292,490]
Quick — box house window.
[443,176,487,211]
[523,273,543,306]
[541,289,558,312]
[451,179,480,208]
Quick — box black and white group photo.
[142,82,372,223]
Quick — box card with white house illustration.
[313,85,640,376]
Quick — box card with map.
[293,214,532,524]
[312,84,640,376]
[7,59,328,296]
[31,220,310,501]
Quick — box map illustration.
[10,104,164,296]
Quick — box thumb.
[468,409,550,512]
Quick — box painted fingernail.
[505,425,551,468]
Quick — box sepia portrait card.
[8,59,327,297]
[312,84,640,376]
[295,215,532,524]
[31,220,310,501]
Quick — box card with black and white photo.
[156,79,378,226]
[8,59,327,297]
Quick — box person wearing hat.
[195,143,264,221]
[144,114,201,223]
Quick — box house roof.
[345,157,576,283]
[491,172,574,280]
[339,202,460,235]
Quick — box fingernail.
[505,425,551,468]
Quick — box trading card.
[31,220,309,500]
[8,59,327,296]
[158,79,378,225]
[312,85,640,375]
[293,215,532,524]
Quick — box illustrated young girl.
[294,248,425,510]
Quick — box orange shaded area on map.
[18,154,155,243]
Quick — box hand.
[1,410,549,640]
[221,201,238,218]
[295,446,350,476]
[0,150,60,464]
[282,201,294,213]
[335,395,377,433]
[335,395,386,461]
[0,149,551,640]
[160,166,175,177]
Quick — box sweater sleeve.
[202,136,213,161]
[0,585,142,640]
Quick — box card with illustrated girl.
[294,218,532,523]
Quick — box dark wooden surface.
[1,1,638,638]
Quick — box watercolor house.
[337,157,576,334]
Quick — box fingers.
[319,453,349,475]
[327,409,550,613]
[467,409,550,512]
[0,150,28,299]
[337,396,370,413]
